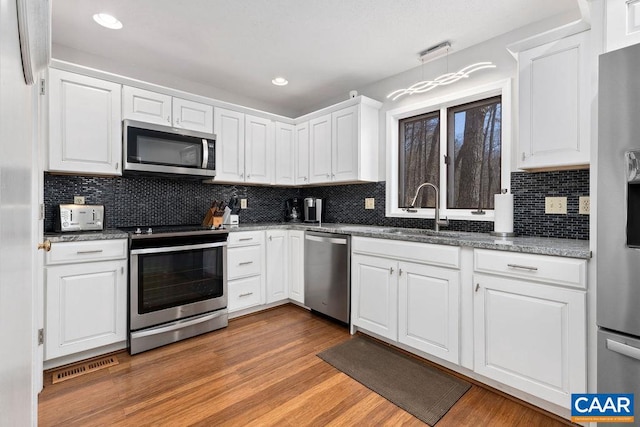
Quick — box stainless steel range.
[127,225,229,354]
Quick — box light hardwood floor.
[38,304,574,426]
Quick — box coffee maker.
[303,197,323,223]
[285,198,303,222]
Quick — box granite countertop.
[44,223,591,259]
[45,229,129,243]
[230,222,592,259]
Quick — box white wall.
[0,0,37,424]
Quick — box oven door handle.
[131,241,227,255]
[131,311,226,339]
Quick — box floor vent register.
[51,355,119,384]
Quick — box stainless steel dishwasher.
[304,231,350,324]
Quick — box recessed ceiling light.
[93,13,123,30]
[272,77,288,86]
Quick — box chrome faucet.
[407,182,449,232]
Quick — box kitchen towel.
[494,191,514,233]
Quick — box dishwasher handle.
[305,234,348,245]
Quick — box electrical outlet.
[545,196,567,214]
[240,198,248,209]
[365,198,375,209]
[74,196,85,205]
[579,196,590,215]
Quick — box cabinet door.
[398,262,460,364]
[473,273,586,408]
[45,260,127,360]
[309,114,332,184]
[606,0,640,52]
[332,105,359,182]
[275,122,295,185]
[214,108,245,181]
[122,86,172,126]
[173,97,213,133]
[265,230,288,303]
[48,69,122,175]
[351,254,398,340]
[295,122,310,185]
[288,230,305,304]
[245,114,274,184]
[518,31,591,170]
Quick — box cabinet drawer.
[228,245,262,279]
[46,239,128,265]
[228,231,264,247]
[474,249,586,289]
[352,237,460,269]
[228,276,262,312]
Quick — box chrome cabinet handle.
[238,238,253,242]
[166,116,171,123]
[77,249,103,254]
[269,235,272,241]
[398,268,403,276]
[115,162,119,170]
[475,283,480,292]
[507,263,538,271]
[240,173,244,178]
[239,292,254,297]
[239,261,253,266]
[303,176,308,181]
[326,173,330,178]
[389,267,394,275]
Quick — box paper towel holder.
[490,189,516,238]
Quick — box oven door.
[130,241,227,331]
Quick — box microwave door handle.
[202,139,208,169]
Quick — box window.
[387,80,510,220]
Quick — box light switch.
[545,196,567,214]
[365,198,375,209]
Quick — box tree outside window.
[397,95,502,211]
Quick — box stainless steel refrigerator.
[597,42,640,415]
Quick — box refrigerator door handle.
[607,338,640,361]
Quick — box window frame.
[385,79,512,221]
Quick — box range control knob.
[147,227,153,234]
[135,228,142,234]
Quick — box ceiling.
[52,0,580,117]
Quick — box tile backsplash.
[44,169,589,239]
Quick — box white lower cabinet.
[227,231,265,313]
[398,262,460,364]
[44,239,127,361]
[265,230,288,303]
[288,230,305,304]
[352,254,398,341]
[473,273,586,408]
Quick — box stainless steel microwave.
[123,119,216,178]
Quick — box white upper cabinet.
[172,97,213,133]
[309,113,332,183]
[332,105,359,182]
[214,108,275,184]
[123,86,213,133]
[214,107,245,181]
[295,122,310,185]
[518,31,592,170]
[122,86,172,126]
[245,114,274,185]
[275,122,295,185]
[307,97,381,184]
[48,68,122,175]
[606,0,640,52]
